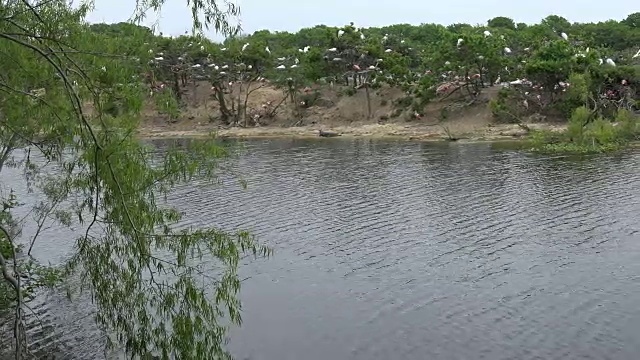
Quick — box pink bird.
[353,64,361,71]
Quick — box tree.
[0,1,269,359]
[541,15,571,32]
[622,12,640,28]
[487,17,516,30]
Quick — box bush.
[528,107,640,153]
[393,95,413,109]
[299,90,321,107]
[489,88,520,123]
[341,87,356,96]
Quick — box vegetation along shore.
[1,2,639,358]
[91,14,640,150]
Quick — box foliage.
[528,108,639,153]
[0,0,270,359]
[82,11,640,133]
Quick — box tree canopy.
[106,12,638,141]
[0,0,267,359]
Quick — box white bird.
[276,65,286,69]
[338,29,344,37]
[221,47,227,51]
[457,38,463,47]
[385,48,392,53]
[328,47,337,52]
[294,58,299,64]
[191,64,201,68]
[605,58,616,66]
[561,32,568,41]
[599,58,603,65]
[483,30,492,37]
[148,49,153,53]
[401,40,405,44]
[248,65,253,69]
[504,47,512,53]
[265,46,270,53]
[214,65,219,70]
[200,45,205,51]
[290,64,298,68]
[382,34,388,41]
[219,71,226,75]
[368,65,376,70]
[277,57,286,61]
[360,33,365,40]
[221,64,229,69]
[242,43,249,51]
[208,63,216,67]
[154,57,163,61]
[633,49,640,58]
[332,57,342,61]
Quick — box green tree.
[0,1,269,359]
[622,12,640,28]
[541,15,572,32]
[487,16,516,30]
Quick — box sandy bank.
[136,81,568,142]
[138,122,567,141]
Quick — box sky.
[85,0,637,41]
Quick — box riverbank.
[137,122,567,141]
[137,82,569,141]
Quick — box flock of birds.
[141,23,639,103]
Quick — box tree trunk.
[213,85,232,124]
[172,72,182,101]
[365,84,372,119]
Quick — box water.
[3,138,640,359]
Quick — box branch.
[1,0,57,21]
[0,224,25,360]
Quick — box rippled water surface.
[3,138,640,360]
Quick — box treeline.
[87,14,640,151]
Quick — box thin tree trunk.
[365,84,372,119]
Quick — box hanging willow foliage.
[0,0,269,359]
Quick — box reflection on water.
[2,138,640,359]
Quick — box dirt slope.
[138,81,565,139]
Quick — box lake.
[2,138,640,360]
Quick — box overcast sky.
[86,0,637,41]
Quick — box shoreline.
[137,122,568,141]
